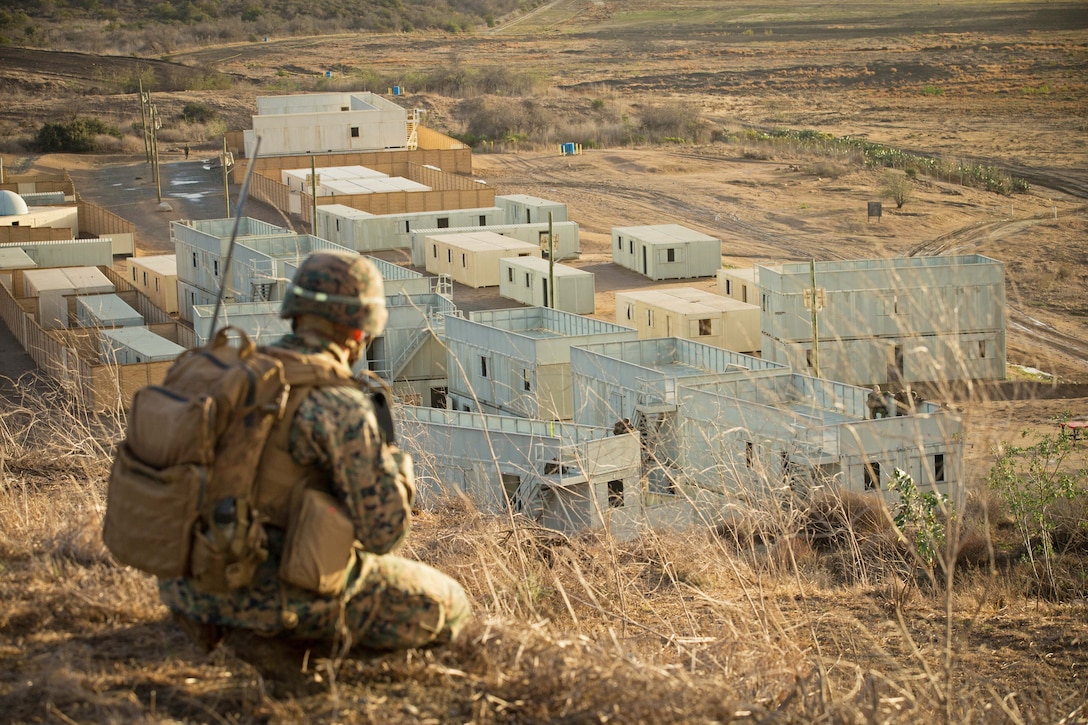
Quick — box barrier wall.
[77,200,136,255]
[0,227,68,243]
[0,171,75,196]
[234,144,474,181]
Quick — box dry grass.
[2,372,1087,723]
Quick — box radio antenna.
[207,137,262,341]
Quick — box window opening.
[607,480,624,508]
[864,461,881,490]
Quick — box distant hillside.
[0,0,544,53]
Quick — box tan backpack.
[103,327,290,591]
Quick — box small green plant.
[888,468,949,570]
[882,171,913,208]
[988,425,1086,597]
[1021,83,1050,95]
[921,85,944,96]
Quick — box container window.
[608,480,624,508]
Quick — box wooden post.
[138,80,150,163]
[150,104,162,203]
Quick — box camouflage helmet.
[280,251,388,336]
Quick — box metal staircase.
[406,109,422,151]
[511,475,545,521]
[387,322,434,380]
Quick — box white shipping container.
[499,257,595,314]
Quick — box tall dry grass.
[1,346,1086,722]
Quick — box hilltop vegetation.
[0,0,544,52]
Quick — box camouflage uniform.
[161,254,470,652]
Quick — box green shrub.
[179,102,217,124]
[989,425,1087,599]
[33,118,122,153]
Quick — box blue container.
[393,86,402,95]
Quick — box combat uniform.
[160,332,470,651]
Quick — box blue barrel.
[393,86,402,95]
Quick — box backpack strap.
[253,347,360,529]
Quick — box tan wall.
[234,145,474,181]
[0,226,69,243]
[77,200,136,254]
[127,263,179,314]
[77,201,135,238]
[248,172,293,220]
[416,126,469,153]
[302,189,495,225]
[0,172,75,196]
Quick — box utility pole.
[138,81,149,163]
[151,104,162,203]
[222,136,231,218]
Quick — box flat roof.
[500,257,590,277]
[23,268,70,291]
[62,266,113,292]
[316,204,376,220]
[720,267,759,282]
[77,293,142,322]
[612,223,718,244]
[321,178,430,195]
[432,231,539,253]
[469,306,634,338]
[495,193,564,207]
[765,254,1001,275]
[284,165,388,182]
[128,254,177,275]
[100,327,186,356]
[617,287,756,313]
[0,247,37,270]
